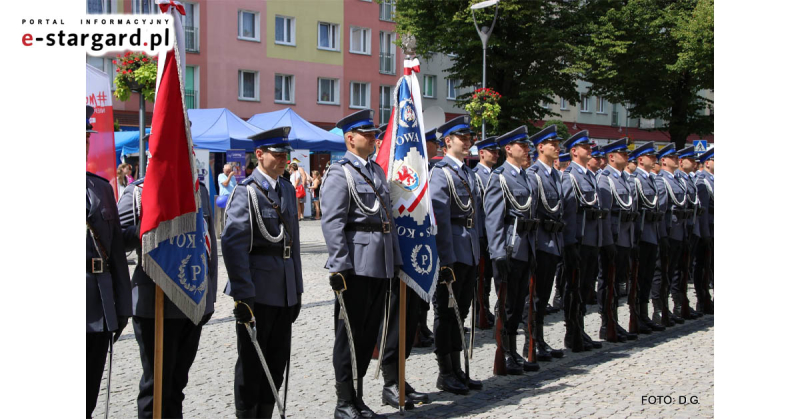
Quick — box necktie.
[462,165,472,189]
[520,169,531,190]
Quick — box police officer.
[484,126,537,375]
[627,142,666,333]
[558,152,571,172]
[588,145,604,176]
[473,136,499,330]
[676,146,702,319]
[86,105,132,417]
[561,130,604,351]
[652,143,689,325]
[526,125,567,360]
[222,127,303,418]
[429,116,483,393]
[694,148,714,314]
[322,110,401,419]
[117,168,217,418]
[597,139,639,342]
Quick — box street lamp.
[471,0,500,142]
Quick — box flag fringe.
[398,258,440,304]
[142,252,207,325]
[141,211,197,254]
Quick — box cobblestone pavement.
[95,220,713,418]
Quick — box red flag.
[375,107,394,175]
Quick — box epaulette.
[434,160,448,168]
[240,176,255,185]
[86,171,110,183]
[131,178,145,186]
[493,167,504,174]
[531,164,541,173]
[601,169,611,177]
[563,165,573,173]
[336,158,349,165]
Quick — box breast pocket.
[512,188,531,203]
[356,183,376,208]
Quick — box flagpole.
[398,281,407,415]
[154,286,164,419]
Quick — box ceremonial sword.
[104,339,113,419]
[445,277,470,383]
[335,289,360,395]
[374,277,393,379]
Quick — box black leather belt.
[643,210,664,222]
[345,222,391,234]
[673,208,692,220]
[251,245,292,259]
[580,207,603,221]
[612,210,639,222]
[541,218,565,233]
[87,258,107,274]
[504,217,538,233]
[696,207,705,216]
[451,217,475,229]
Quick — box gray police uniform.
[484,160,538,348]
[654,170,689,317]
[87,171,132,417]
[117,180,217,418]
[598,166,637,338]
[321,150,401,384]
[473,162,495,327]
[222,168,303,413]
[678,168,702,319]
[693,170,714,313]
[430,155,482,356]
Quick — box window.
[580,95,590,112]
[560,97,569,110]
[131,0,157,14]
[447,79,460,100]
[275,15,295,45]
[596,97,606,113]
[423,75,436,98]
[541,100,549,109]
[350,82,370,109]
[318,22,340,51]
[379,0,396,22]
[238,70,259,101]
[183,2,199,53]
[318,78,339,104]
[350,27,371,55]
[275,74,294,103]
[379,32,396,74]
[238,10,259,41]
[379,86,393,124]
[88,0,114,13]
[185,66,198,109]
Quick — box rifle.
[628,255,640,334]
[527,271,538,363]
[605,258,619,342]
[493,217,518,376]
[568,267,584,351]
[680,247,691,319]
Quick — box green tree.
[570,0,714,149]
[395,0,586,135]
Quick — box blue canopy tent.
[248,108,346,152]
[114,129,151,164]
[188,108,262,152]
[329,127,343,137]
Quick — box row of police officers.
[87,104,713,418]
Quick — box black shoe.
[335,381,364,419]
[514,342,541,372]
[635,318,653,335]
[451,352,483,390]
[542,342,564,358]
[355,380,385,418]
[256,403,275,418]
[552,295,563,310]
[381,363,417,409]
[486,311,496,326]
[580,330,602,349]
[546,304,560,315]
[599,325,626,343]
[436,354,469,394]
[503,351,524,375]
[235,406,258,418]
[669,311,685,324]
[564,326,585,352]
[646,318,666,331]
[405,382,430,404]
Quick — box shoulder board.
[531,164,541,173]
[601,169,611,177]
[278,177,292,188]
[131,178,145,186]
[493,167,504,174]
[564,166,573,173]
[240,177,255,185]
[337,158,349,165]
[434,160,448,168]
[86,172,110,183]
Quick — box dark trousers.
[333,275,388,382]
[554,261,565,301]
[651,239,683,301]
[598,247,630,320]
[381,278,423,365]
[434,262,477,355]
[234,304,293,411]
[133,316,204,418]
[479,237,494,309]
[87,332,111,418]
[636,242,659,305]
[579,245,600,314]
[533,251,560,324]
[493,258,529,338]
[667,239,685,298]
[694,240,713,299]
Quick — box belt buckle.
[283,246,292,259]
[91,258,104,274]
[382,222,391,234]
[466,217,474,229]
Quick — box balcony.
[185,25,199,53]
[379,53,395,75]
[185,89,197,109]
